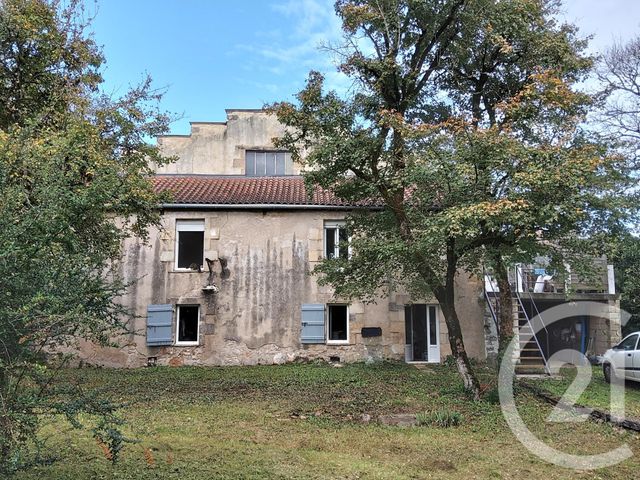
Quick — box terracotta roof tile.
[152,175,374,208]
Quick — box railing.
[513,265,550,374]
[482,267,500,332]
[511,262,610,295]
[483,285,500,332]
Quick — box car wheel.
[603,363,613,384]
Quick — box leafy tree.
[0,0,171,472]
[610,234,640,336]
[272,0,635,397]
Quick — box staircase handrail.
[482,266,500,332]
[513,265,550,374]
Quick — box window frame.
[175,304,200,346]
[174,219,205,271]
[323,220,350,260]
[326,304,349,345]
[617,334,640,351]
[244,150,292,176]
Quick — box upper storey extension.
[156,109,301,176]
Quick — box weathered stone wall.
[78,209,488,367]
[155,110,302,175]
[71,109,624,368]
[589,298,623,355]
[75,109,491,367]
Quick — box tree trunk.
[438,299,482,400]
[433,254,481,400]
[390,208,481,399]
[492,252,514,360]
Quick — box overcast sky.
[86,0,640,135]
[561,0,640,53]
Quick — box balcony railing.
[506,260,613,295]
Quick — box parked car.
[602,332,640,383]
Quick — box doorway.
[405,304,440,363]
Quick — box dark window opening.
[411,304,428,361]
[177,230,204,269]
[177,305,199,344]
[405,306,412,345]
[328,305,348,342]
[338,227,349,259]
[245,150,292,176]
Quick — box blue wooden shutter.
[301,304,325,344]
[146,304,173,346]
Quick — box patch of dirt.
[378,413,417,427]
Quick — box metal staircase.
[513,267,549,375]
[484,265,550,376]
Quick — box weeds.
[416,409,463,427]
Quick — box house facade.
[78,109,622,369]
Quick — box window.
[327,304,348,343]
[618,334,639,351]
[429,305,437,346]
[176,305,199,345]
[245,150,293,176]
[324,221,348,259]
[175,220,204,270]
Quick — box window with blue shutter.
[301,304,325,344]
[146,304,173,346]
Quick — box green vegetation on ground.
[12,362,640,479]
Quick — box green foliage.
[271,0,636,397]
[0,0,172,473]
[416,409,463,427]
[610,234,640,335]
[9,363,640,479]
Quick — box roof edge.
[225,108,267,113]
[160,203,378,211]
[153,174,303,179]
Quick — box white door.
[404,305,440,363]
[426,305,440,363]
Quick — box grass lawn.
[12,361,640,479]
[528,365,640,419]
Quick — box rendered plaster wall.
[155,110,302,175]
[78,209,488,367]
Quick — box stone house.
[79,109,622,369]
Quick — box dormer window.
[245,150,293,176]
